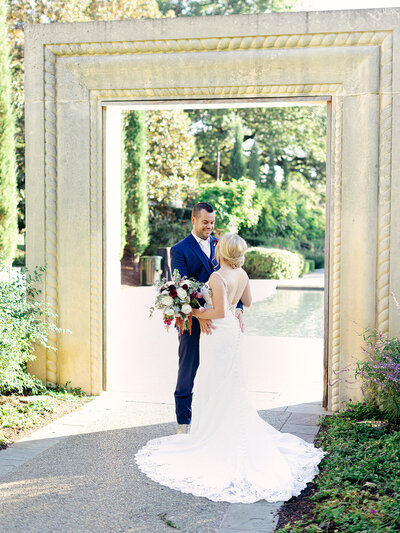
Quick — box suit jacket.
[170,234,243,310]
[170,233,218,283]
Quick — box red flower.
[170,289,178,298]
[190,291,197,300]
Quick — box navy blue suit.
[170,233,219,424]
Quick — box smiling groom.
[170,202,243,434]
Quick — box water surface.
[244,290,324,338]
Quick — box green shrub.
[240,186,325,243]
[305,259,315,273]
[148,217,192,249]
[302,260,310,275]
[240,235,325,269]
[196,177,262,233]
[0,265,69,394]
[242,235,299,251]
[304,248,325,269]
[244,247,305,280]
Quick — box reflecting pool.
[244,290,324,338]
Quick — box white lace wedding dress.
[135,272,327,503]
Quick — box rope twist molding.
[376,34,393,335]
[46,30,390,57]
[44,47,58,386]
[330,97,343,413]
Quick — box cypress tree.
[265,145,276,188]
[248,140,261,186]
[120,138,128,260]
[123,110,149,259]
[229,118,246,180]
[0,0,18,264]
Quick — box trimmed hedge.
[241,236,325,269]
[244,247,305,280]
[302,259,316,275]
[307,258,316,272]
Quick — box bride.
[135,233,327,503]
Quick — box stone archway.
[25,9,400,411]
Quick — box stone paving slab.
[219,501,282,532]
[285,412,321,425]
[280,423,320,435]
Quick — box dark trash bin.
[140,256,163,286]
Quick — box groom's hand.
[235,309,244,333]
[198,317,215,335]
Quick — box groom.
[170,202,243,433]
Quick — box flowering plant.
[150,269,210,335]
[355,328,400,423]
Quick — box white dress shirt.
[191,231,211,258]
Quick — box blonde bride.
[135,233,326,503]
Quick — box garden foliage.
[7,0,162,233]
[122,110,150,259]
[0,265,67,394]
[244,247,305,280]
[228,118,246,180]
[356,329,400,424]
[277,401,400,532]
[248,140,261,185]
[0,0,18,264]
[196,177,262,234]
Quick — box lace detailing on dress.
[135,433,326,503]
[213,271,236,315]
[134,272,328,504]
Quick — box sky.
[294,0,400,10]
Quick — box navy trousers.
[174,317,201,424]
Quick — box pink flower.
[370,510,375,514]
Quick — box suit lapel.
[188,234,212,274]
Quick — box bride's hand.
[193,309,215,335]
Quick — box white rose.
[164,307,174,316]
[181,304,192,315]
[177,288,187,300]
[161,290,169,295]
[162,295,173,306]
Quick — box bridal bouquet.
[150,269,211,334]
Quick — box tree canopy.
[157,0,295,16]
[188,105,327,197]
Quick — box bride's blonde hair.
[215,233,247,269]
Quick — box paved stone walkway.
[0,394,330,532]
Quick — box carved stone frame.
[25,10,400,411]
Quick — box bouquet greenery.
[150,269,210,335]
